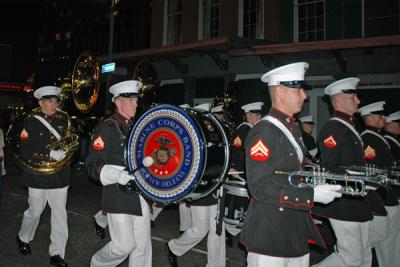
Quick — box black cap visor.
[342,89,358,95]
[117,92,138,98]
[279,80,312,90]
[41,95,59,100]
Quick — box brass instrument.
[212,82,239,143]
[341,165,400,186]
[6,108,79,175]
[71,51,100,113]
[6,51,100,174]
[58,77,72,110]
[274,167,378,196]
[133,60,159,112]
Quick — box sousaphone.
[71,51,100,113]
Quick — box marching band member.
[298,115,319,164]
[86,80,152,267]
[359,101,400,267]
[230,101,264,175]
[16,86,70,267]
[166,102,226,267]
[240,62,341,267]
[384,110,400,162]
[312,78,377,267]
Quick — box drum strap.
[263,115,304,163]
[33,115,61,140]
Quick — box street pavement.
[0,159,247,267]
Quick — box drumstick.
[227,171,244,175]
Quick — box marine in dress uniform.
[86,80,152,267]
[240,62,341,267]
[230,102,263,174]
[298,115,319,163]
[312,78,380,267]
[384,111,400,162]
[16,86,70,267]
[358,101,400,267]
[166,102,226,267]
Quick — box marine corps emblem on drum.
[126,105,230,203]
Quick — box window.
[163,0,183,46]
[239,0,264,39]
[296,0,325,42]
[199,0,220,40]
[363,0,399,37]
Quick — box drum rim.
[182,110,231,201]
[223,183,249,197]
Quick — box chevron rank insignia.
[323,135,337,148]
[233,136,242,148]
[364,145,376,160]
[20,128,29,141]
[93,135,105,151]
[250,138,270,161]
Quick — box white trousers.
[369,214,389,247]
[375,205,400,267]
[179,203,192,231]
[312,219,371,267]
[247,252,309,267]
[169,204,225,267]
[90,196,152,267]
[94,210,108,228]
[18,186,69,258]
[150,205,163,221]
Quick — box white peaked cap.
[299,115,314,123]
[34,86,61,99]
[261,62,309,85]
[194,103,211,112]
[241,102,264,113]
[109,80,143,102]
[387,111,400,122]
[179,104,190,108]
[358,101,385,116]
[324,77,360,96]
[210,105,223,113]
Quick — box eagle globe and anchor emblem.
[126,105,230,204]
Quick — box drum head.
[126,105,206,203]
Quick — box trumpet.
[342,165,400,186]
[275,167,374,196]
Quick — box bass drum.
[126,105,230,204]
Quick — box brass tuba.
[71,51,100,113]
[6,107,79,175]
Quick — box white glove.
[50,150,66,161]
[313,184,342,204]
[100,165,134,186]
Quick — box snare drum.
[126,105,230,204]
[223,180,250,229]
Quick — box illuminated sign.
[101,62,116,73]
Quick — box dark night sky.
[0,1,44,83]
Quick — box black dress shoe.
[16,236,31,255]
[92,217,105,239]
[166,243,178,267]
[50,255,68,267]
